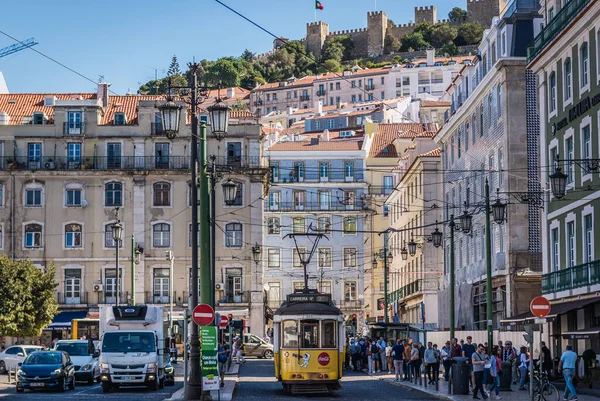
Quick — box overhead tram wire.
[0,29,120,96]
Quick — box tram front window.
[322,320,336,348]
[301,320,319,348]
[282,320,298,348]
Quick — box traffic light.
[227,314,233,325]
[366,312,370,319]
[351,314,357,326]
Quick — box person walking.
[424,342,440,384]
[410,343,421,383]
[235,337,245,364]
[472,344,488,400]
[403,339,412,380]
[487,346,502,400]
[360,338,368,372]
[349,339,361,371]
[558,344,578,401]
[392,339,405,382]
[217,342,230,387]
[540,341,552,378]
[370,340,381,373]
[483,347,492,396]
[518,345,529,390]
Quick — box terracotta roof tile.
[269,139,363,151]
[420,100,451,108]
[419,148,441,158]
[254,76,316,91]
[102,95,163,125]
[316,66,392,81]
[370,122,431,158]
[0,93,97,125]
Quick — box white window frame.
[317,247,332,269]
[580,40,590,93]
[267,248,281,269]
[550,222,560,272]
[580,116,592,183]
[224,221,243,248]
[269,192,280,211]
[563,56,573,107]
[153,181,173,208]
[293,247,307,269]
[102,264,124,297]
[342,216,357,235]
[0,222,3,250]
[319,162,329,182]
[564,129,575,190]
[342,247,357,268]
[104,180,124,207]
[23,221,44,250]
[343,281,358,301]
[267,217,281,236]
[103,221,124,250]
[24,182,44,207]
[565,213,576,268]
[582,204,594,264]
[63,221,83,250]
[64,182,84,207]
[548,71,557,115]
[151,221,172,248]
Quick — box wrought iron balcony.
[367,185,394,196]
[209,156,267,170]
[1,156,191,171]
[542,260,600,294]
[316,90,326,97]
[387,280,422,303]
[144,291,188,305]
[56,291,89,306]
[265,200,366,212]
[300,94,310,101]
[63,122,85,135]
[365,84,375,91]
[217,291,250,305]
[527,0,591,62]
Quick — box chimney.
[287,107,293,115]
[226,87,235,98]
[317,100,323,116]
[426,47,435,66]
[97,82,110,107]
[323,129,330,141]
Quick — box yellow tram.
[273,291,345,395]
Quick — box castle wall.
[367,11,387,57]
[306,21,329,58]
[415,6,437,24]
[326,29,368,58]
[467,0,507,27]
[388,23,417,39]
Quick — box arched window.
[24,223,42,248]
[226,182,243,206]
[153,182,171,206]
[105,182,122,206]
[581,42,589,88]
[564,58,572,101]
[225,223,242,247]
[153,223,171,247]
[24,182,44,207]
[65,223,82,248]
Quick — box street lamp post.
[112,208,123,307]
[159,64,230,400]
[484,180,494,354]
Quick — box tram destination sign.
[287,293,332,304]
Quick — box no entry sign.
[530,296,551,318]
[192,304,215,326]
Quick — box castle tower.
[367,11,388,57]
[306,21,329,59]
[414,6,437,25]
[467,0,508,27]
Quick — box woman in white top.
[518,346,530,390]
[385,341,394,373]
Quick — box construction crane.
[0,38,38,59]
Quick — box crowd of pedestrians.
[346,334,591,401]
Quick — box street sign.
[530,296,551,318]
[201,326,219,390]
[217,314,228,328]
[192,303,215,326]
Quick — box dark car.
[16,351,75,393]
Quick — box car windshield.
[56,343,90,356]
[102,332,155,353]
[23,347,42,355]
[24,353,62,365]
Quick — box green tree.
[440,42,458,56]
[167,55,182,77]
[456,22,485,46]
[336,35,355,61]
[205,57,244,87]
[383,34,401,55]
[429,23,458,48]
[321,39,344,62]
[241,49,255,62]
[448,7,468,25]
[319,59,342,73]
[400,31,429,52]
[0,256,58,337]
[414,22,434,43]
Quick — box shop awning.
[561,328,600,340]
[48,310,88,329]
[216,308,249,317]
[501,296,600,326]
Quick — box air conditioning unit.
[215,283,225,291]
[93,284,103,292]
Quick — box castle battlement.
[367,11,384,16]
[415,5,434,11]
[307,21,328,27]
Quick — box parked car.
[0,345,43,374]
[225,333,273,359]
[16,351,75,393]
[54,340,100,384]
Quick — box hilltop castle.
[304,0,506,58]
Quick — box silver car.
[0,345,43,374]
[242,334,274,359]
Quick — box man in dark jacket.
[540,341,552,377]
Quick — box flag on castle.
[315,0,324,10]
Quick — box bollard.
[424,366,427,388]
[435,374,439,391]
[448,364,453,395]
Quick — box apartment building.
[524,0,600,355]
[263,129,368,335]
[385,138,442,327]
[434,8,542,331]
[0,84,268,334]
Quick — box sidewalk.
[366,370,597,401]
[169,361,240,401]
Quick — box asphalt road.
[233,360,438,401]
[0,380,182,400]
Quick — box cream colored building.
[384,141,443,326]
[0,84,268,334]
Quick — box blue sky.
[0,0,463,94]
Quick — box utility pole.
[383,245,389,323]
[130,234,135,305]
[485,179,493,354]
[449,215,455,340]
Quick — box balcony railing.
[387,280,422,303]
[527,0,591,62]
[431,78,444,84]
[300,95,310,101]
[316,90,326,97]
[209,156,267,169]
[368,185,394,196]
[217,291,250,305]
[1,156,191,171]
[365,84,375,91]
[56,292,89,306]
[144,291,189,305]
[542,260,600,294]
[63,122,85,135]
[338,300,363,309]
[418,79,431,85]
[265,200,366,212]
